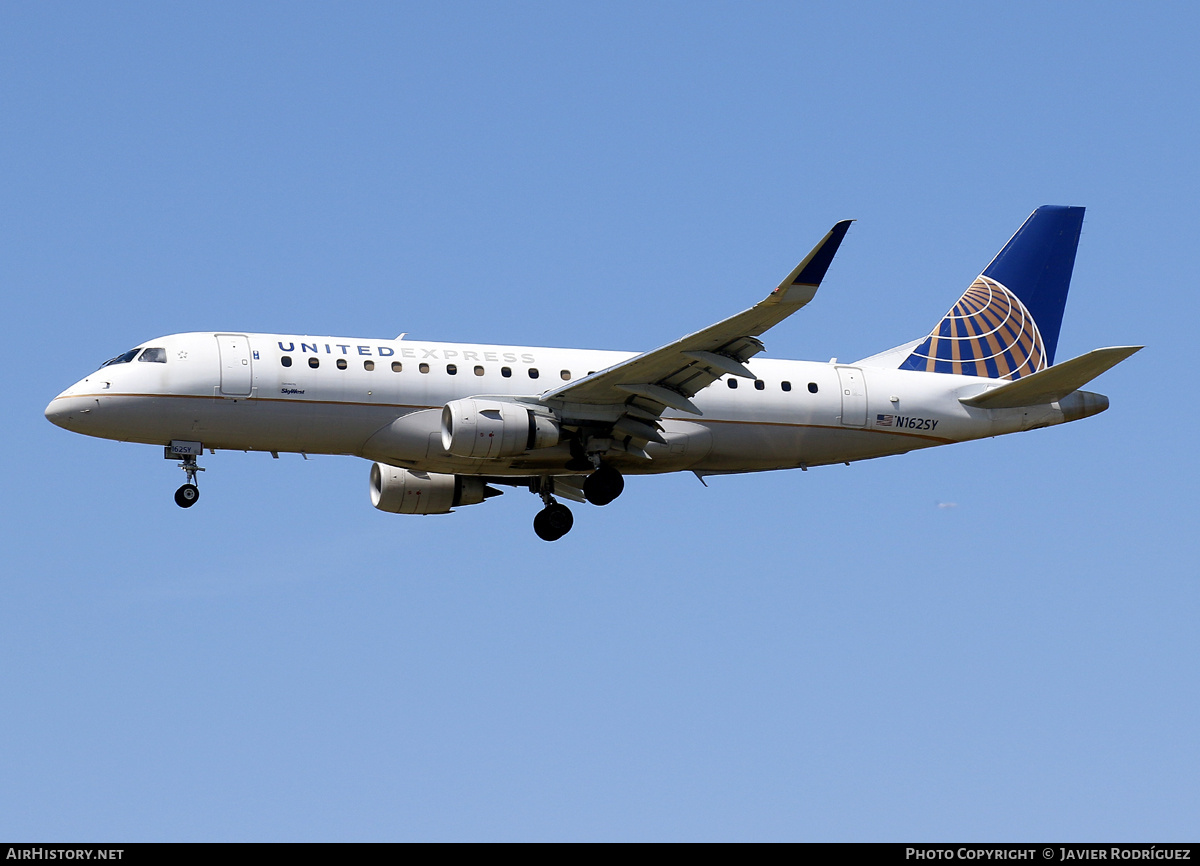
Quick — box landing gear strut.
[532,478,574,541]
[174,452,204,509]
[583,464,624,506]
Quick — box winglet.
[774,219,853,301]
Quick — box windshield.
[100,348,141,367]
[137,347,167,363]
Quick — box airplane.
[45,205,1140,541]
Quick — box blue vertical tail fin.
[899,205,1085,379]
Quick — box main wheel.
[174,484,200,508]
[533,502,574,541]
[583,464,624,506]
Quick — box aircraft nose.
[45,391,92,430]
[45,394,71,428]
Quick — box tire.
[583,465,624,506]
[174,484,200,508]
[533,503,573,541]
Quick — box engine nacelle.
[440,398,559,459]
[369,463,496,514]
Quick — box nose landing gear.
[174,482,200,508]
[170,447,205,509]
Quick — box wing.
[538,220,853,446]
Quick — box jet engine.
[370,463,500,515]
[440,398,559,459]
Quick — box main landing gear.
[533,501,574,542]
[583,464,624,506]
[173,452,205,509]
[531,464,624,541]
[532,478,574,542]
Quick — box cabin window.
[309,357,320,369]
[781,381,791,392]
[754,380,765,391]
[138,347,167,363]
[501,367,512,378]
[281,356,293,368]
[474,365,485,376]
[364,360,374,371]
[336,358,347,370]
[391,361,402,372]
[419,363,430,374]
[808,382,818,393]
[727,378,738,389]
[446,364,457,375]
[528,368,539,379]
[560,370,571,381]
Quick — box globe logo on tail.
[902,276,1047,380]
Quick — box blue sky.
[2,1,1197,841]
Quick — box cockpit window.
[101,348,141,367]
[138,347,167,363]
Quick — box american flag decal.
[876,414,894,427]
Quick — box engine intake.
[440,398,559,459]
[370,463,499,514]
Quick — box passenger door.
[216,334,253,396]
[836,366,867,427]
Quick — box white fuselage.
[45,331,1098,478]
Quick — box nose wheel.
[173,451,205,509]
[174,484,200,508]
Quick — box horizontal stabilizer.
[959,346,1142,409]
